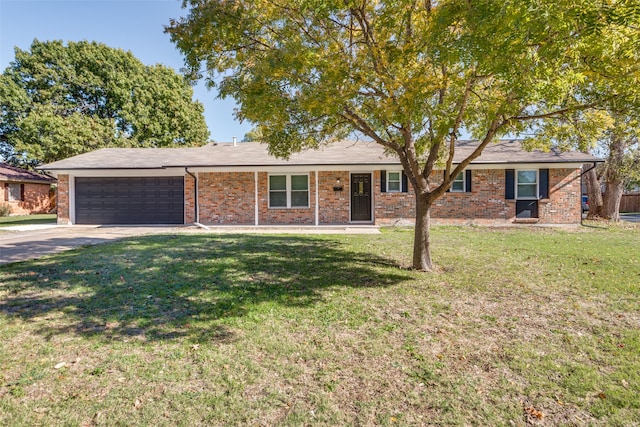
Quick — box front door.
[351,173,372,222]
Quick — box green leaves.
[167,0,639,268]
[1,40,209,165]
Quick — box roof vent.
[233,136,237,146]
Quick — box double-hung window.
[269,174,309,208]
[451,172,465,192]
[386,171,401,192]
[516,170,537,199]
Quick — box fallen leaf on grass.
[524,405,544,419]
[54,362,66,370]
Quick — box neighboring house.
[0,163,55,215]
[39,140,600,226]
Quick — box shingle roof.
[39,139,601,171]
[0,163,55,183]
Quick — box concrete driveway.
[0,224,380,265]
[621,213,640,223]
[0,225,187,265]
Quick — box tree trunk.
[413,194,433,271]
[601,179,624,221]
[584,165,603,219]
[600,135,627,221]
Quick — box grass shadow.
[0,234,410,343]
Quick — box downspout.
[185,168,200,226]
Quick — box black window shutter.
[401,171,408,193]
[539,169,549,199]
[505,169,515,200]
[3,183,7,201]
[20,184,25,201]
[380,170,386,193]
[465,170,472,193]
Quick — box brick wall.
[431,169,511,222]
[257,172,316,225]
[538,168,581,223]
[375,168,582,225]
[193,167,581,226]
[1,181,53,216]
[184,173,196,224]
[56,175,70,224]
[198,172,255,224]
[318,171,350,224]
[374,170,416,223]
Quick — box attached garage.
[75,177,184,224]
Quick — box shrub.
[0,203,12,217]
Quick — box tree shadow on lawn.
[0,234,411,343]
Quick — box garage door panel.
[75,177,184,224]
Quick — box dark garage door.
[75,177,184,224]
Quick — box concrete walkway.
[0,224,380,265]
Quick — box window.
[381,170,407,193]
[269,175,287,207]
[451,172,465,192]
[387,171,401,192]
[269,174,309,208]
[5,183,23,201]
[516,170,537,199]
[290,175,308,207]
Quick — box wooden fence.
[620,193,640,213]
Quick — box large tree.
[588,113,640,220]
[0,39,210,165]
[167,0,638,270]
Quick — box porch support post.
[315,170,319,226]
[254,171,259,226]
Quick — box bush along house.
[39,140,600,226]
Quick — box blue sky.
[0,0,253,142]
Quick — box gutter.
[185,167,199,225]
[580,161,600,177]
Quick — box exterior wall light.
[333,177,343,192]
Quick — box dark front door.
[351,173,372,222]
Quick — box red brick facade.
[1,181,53,216]
[318,171,351,224]
[184,173,196,224]
[54,167,582,225]
[56,175,70,224]
[190,168,581,226]
[199,172,255,224]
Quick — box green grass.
[0,226,639,426]
[0,214,56,227]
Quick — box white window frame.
[268,173,309,209]
[450,171,465,192]
[516,170,538,200]
[386,171,402,192]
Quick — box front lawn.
[0,214,56,228]
[0,226,638,426]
